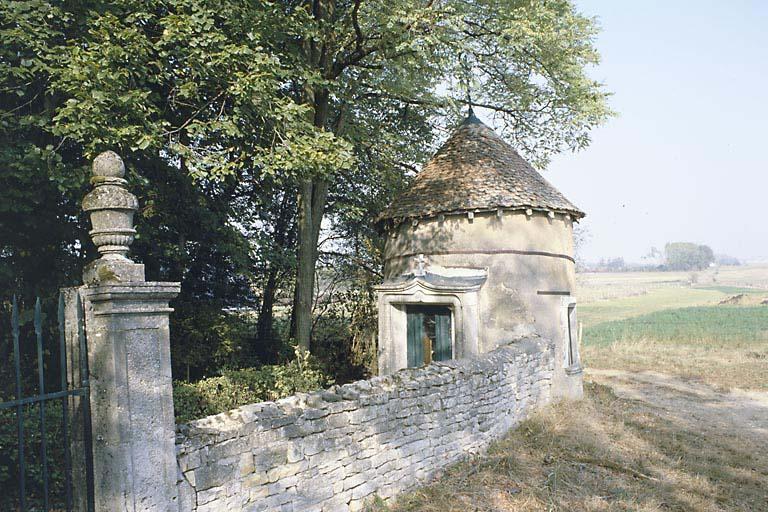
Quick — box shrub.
[173,348,333,424]
[170,303,259,382]
[311,275,378,382]
[0,402,67,510]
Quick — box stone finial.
[82,151,145,284]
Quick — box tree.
[2,0,611,362]
[0,0,309,376]
[254,0,613,350]
[664,243,715,271]
[573,224,591,272]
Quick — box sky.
[540,0,768,263]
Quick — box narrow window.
[564,303,580,369]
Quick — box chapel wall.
[383,211,577,353]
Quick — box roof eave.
[377,205,585,227]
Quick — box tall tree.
[254,0,612,350]
[2,0,611,360]
[0,0,347,375]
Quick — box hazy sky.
[541,1,768,263]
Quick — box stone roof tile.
[379,115,584,221]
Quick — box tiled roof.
[379,115,585,221]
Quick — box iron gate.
[1,292,94,511]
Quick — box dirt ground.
[589,369,768,454]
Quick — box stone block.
[253,445,289,470]
[195,458,238,491]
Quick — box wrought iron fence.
[0,292,94,511]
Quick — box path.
[588,369,768,450]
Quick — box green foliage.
[172,348,333,423]
[311,266,380,381]
[664,242,715,271]
[2,0,612,384]
[170,304,259,381]
[0,403,67,510]
[584,306,768,347]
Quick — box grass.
[696,285,768,295]
[371,267,768,511]
[581,306,768,391]
[576,266,768,390]
[577,287,726,327]
[583,336,768,392]
[584,306,768,346]
[371,383,768,512]
[576,264,768,304]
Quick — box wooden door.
[406,305,452,367]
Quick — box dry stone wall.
[175,338,554,512]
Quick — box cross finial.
[461,54,474,118]
[414,254,427,277]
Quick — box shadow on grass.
[370,382,768,512]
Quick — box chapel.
[375,112,584,398]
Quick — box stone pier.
[77,151,181,511]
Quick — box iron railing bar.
[0,388,88,410]
[77,293,96,512]
[35,298,50,511]
[59,292,74,512]
[12,296,27,512]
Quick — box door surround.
[375,272,485,375]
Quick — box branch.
[163,90,226,137]
[352,0,363,53]
[357,91,527,117]
[331,0,436,77]
[320,250,383,278]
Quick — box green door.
[406,306,452,367]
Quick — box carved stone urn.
[82,151,145,284]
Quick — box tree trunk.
[291,0,334,351]
[292,178,328,351]
[256,265,279,359]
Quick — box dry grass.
[576,264,768,304]
[584,338,768,392]
[370,383,768,512]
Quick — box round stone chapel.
[376,113,584,399]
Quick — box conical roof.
[379,114,584,222]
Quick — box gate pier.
[77,151,180,511]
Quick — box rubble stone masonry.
[175,337,554,511]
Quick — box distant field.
[582,306,768,391]
[577,287,725,327]
[585,306,768,346]
[578,265,768,391]
[577,264,768,304]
